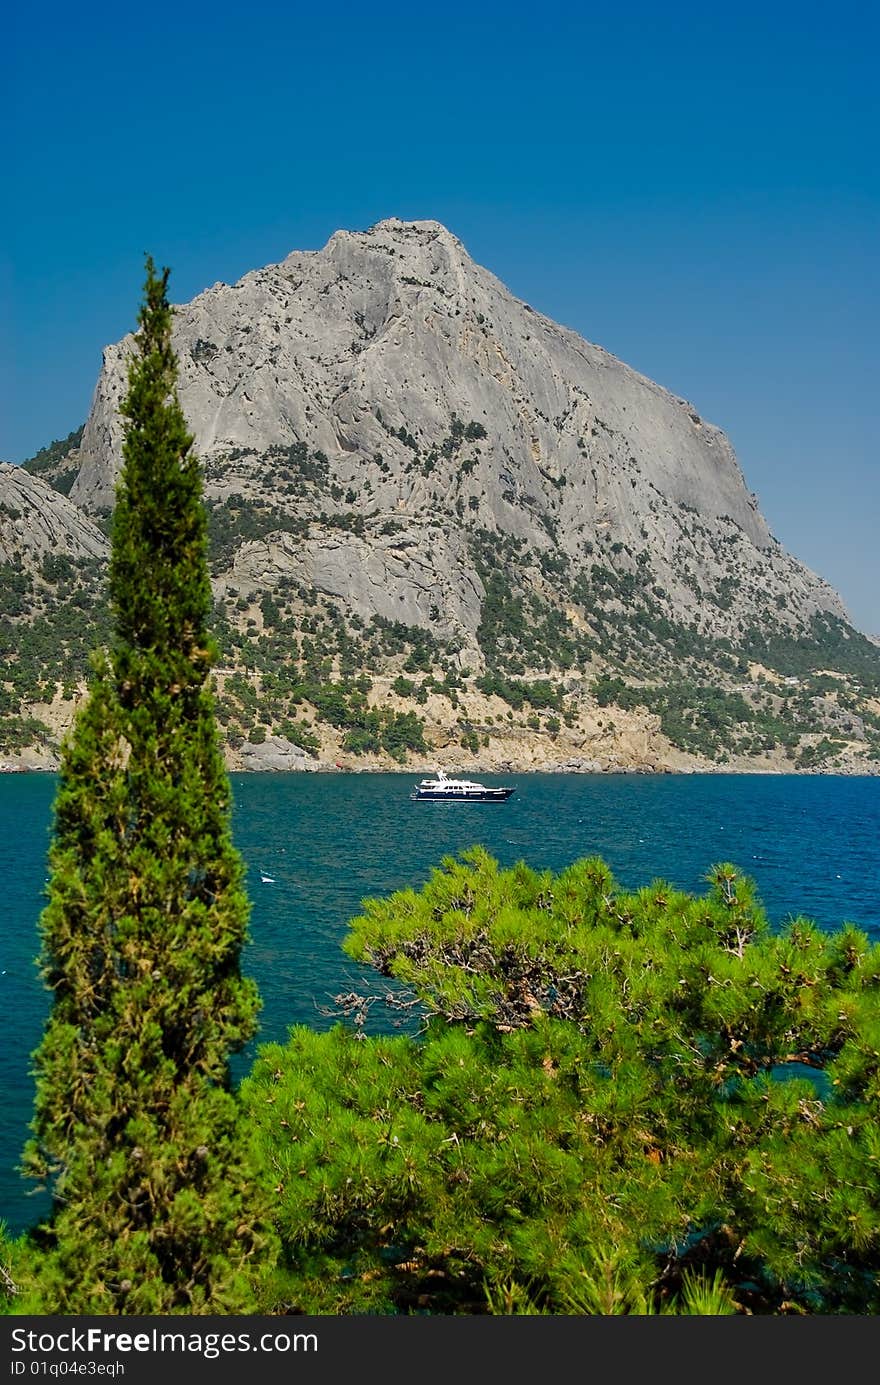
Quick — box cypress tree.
[24,259,271,1313]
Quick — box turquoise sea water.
[2,770,879,1235]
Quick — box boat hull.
[410,788,515,802]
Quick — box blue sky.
[4,1,878,633]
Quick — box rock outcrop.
[0,464,107,570]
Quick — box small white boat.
[410,769,515,803]
[260,871,276,884]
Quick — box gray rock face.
[228,520,484,661]
[237,735,327,772]
[0,464,108,569]
[70,218,847,644]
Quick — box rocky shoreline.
[4,742,877,777]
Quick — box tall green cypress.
[24,259,271,1314]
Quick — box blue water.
[2,771,878,1235]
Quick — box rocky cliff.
[1,464,107,570]
[6,219,879,774]
[71,219,845,644]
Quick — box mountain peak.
[379,215,454,232]
[313,217,470,280]
[360,216,462,242]
[68,224,847,650]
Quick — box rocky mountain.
[5,219,880,773]
[0,463,106,570]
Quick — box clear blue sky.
[4,1,878,633]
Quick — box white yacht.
[410,769,515,802]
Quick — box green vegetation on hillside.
[743,612,880,691]
[0,554,111,752]
[19,427,84,495]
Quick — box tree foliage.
[243,849,880,1314]
[16,260,272,1314]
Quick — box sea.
[2,770,879,1236]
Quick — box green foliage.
[0,560,111,729]
[467,530,588,675]
[0,715,49,753]
[592,673,642,710]
[475,672,564,712]
[591,674,817,761]
[19,427,84,484]
[265,440,330,488]
[459,726,480,754]
[743,613,880,694]
[0,563,31,617]
[338,703,427,760]
[16,259,273,1315]
[439,413,486,459]
[221,661,429,763]
[206,496,309,572]
[5,666,878,1320]
[249,849,880,1316]
[40,554,76,585]
[475,566,528,664]
[277,720,320,756]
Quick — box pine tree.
[244,850,880,1315]
[23,259,272,1313]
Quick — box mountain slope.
[7,220,880,773]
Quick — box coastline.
[3,755,878,777]
[6,667,878,779]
